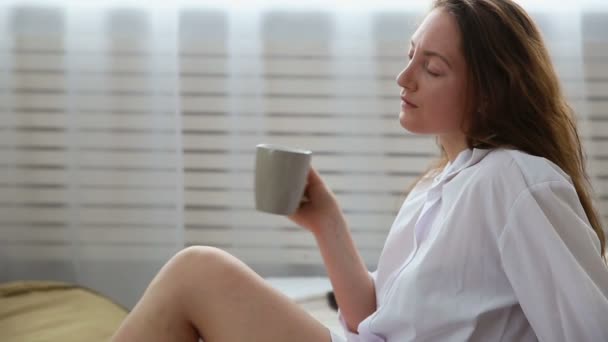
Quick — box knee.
[169,246,238,280]
[173,245,227,268]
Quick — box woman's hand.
[288,166,345,235]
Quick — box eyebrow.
[410,40,452,69]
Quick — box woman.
[112,0,608,341]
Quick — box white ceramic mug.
[254,143,312,215]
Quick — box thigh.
[180,246,333,342]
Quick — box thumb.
[306,166,324,187]
[303,166,332,202]
[303,166,329,199]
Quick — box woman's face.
[396,8,470,140]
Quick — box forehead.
[411,8,462,57]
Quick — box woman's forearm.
[314,214,376,333]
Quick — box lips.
[401,96,419,108]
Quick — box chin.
[399,111,425,134]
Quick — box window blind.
[0,7,606,283]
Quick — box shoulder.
[450,149,577,227]
[501,149,573,186]
[441,148,585,243]
[469,148,573,191]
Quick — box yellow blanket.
[0,281,128,342]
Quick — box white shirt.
[333,148,608,342]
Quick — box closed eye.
[427,68,440,77]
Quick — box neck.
[438,134,469,162]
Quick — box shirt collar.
[434,148,492,185]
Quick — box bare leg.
[111,246,333,342]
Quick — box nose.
[396,63,417,92]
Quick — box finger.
[306,166,323,186]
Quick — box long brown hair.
[410,0,606,259]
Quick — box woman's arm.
[499,182,608,341]
[314,214,376,333]
[287,167,376,334]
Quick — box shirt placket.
[413,184,443,246]
[359,182,445,341]
[378,182,443,306]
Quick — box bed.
[0,281,128,342]
[0,278,343,341]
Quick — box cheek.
[399,76,469,135]
[423,79,468,131]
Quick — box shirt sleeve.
[499,181,608,342]
[336,270,377,341]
